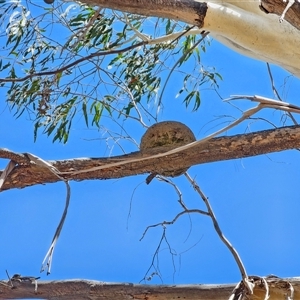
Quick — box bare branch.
[140,227,165,283]
[226,95,300,114]
[23,153,71,275]
[1,125,300,191]
[0,149,31,166]
[0,277,299,299]
[266,64,299,126]
[140,208,209,241]
[184,173,248,283]
[40,179,70,275]
[156,176,188,210]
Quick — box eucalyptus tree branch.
[138,175,209,283]
[225,95,300,118]
[2,125,300,191]
[1,96,300,192]
[184,173,253,297]
[266,63,298,126]
[0,41,148,83]
[184,173,248,279]
[147,28,208,45]
[64,7,103,52]
[1,276,298,299]
[157,31,208,110]
[76,0,300,78]
[61,95,300,178]
[157,176,188,210]
[0,148,31,165]
[139,208,209,241]
[266,63,282,101]
[121,13,150,41]
[0,151,70,274]
[22,153,71,275]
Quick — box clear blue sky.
[1,0,300,292]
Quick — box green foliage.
[0,1,222,143]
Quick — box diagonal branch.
[0,41,148,83]
[184,173,252,298]
[6,153,72,275]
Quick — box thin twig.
[156,176,187,210]
[0,41,149,83]
[155,176,195,243]
[120,13,205,45]
[266,63,282,101]
[122,13,150,42]
[184,173,248,281]
[228,94,300,124]
[260,276,270,300]
[157,31,208,111]
[40,180,70,274]
[63,8,103,53]
[140,208,209,241]
[24,153,71,275]
[267,63,298,125]
[140,228,166,283]
[126,180,145,230]
[5,270,13,288]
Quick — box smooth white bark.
[202,0,300,76]
[79,0,300,77]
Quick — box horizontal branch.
[80,0,207,27]
[0,277,299,299]
[80,0,300,32]
[1,125,300,191]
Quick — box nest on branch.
[140,121,196,177]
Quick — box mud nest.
[140,121,196,177]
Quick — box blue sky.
[1,0,300,293]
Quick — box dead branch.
[0,277,299,300]
[185,173,251,297]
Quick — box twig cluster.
[1,93,299,292]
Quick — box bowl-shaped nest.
[140,121,196,177]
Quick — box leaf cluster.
[0,1,222,143]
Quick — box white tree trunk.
[75,0,300,77]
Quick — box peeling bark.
[73,0,300,77]
[261,0,300,30]
[1,125,300,191]
[79,0,208,27]
[78,0,300,33]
